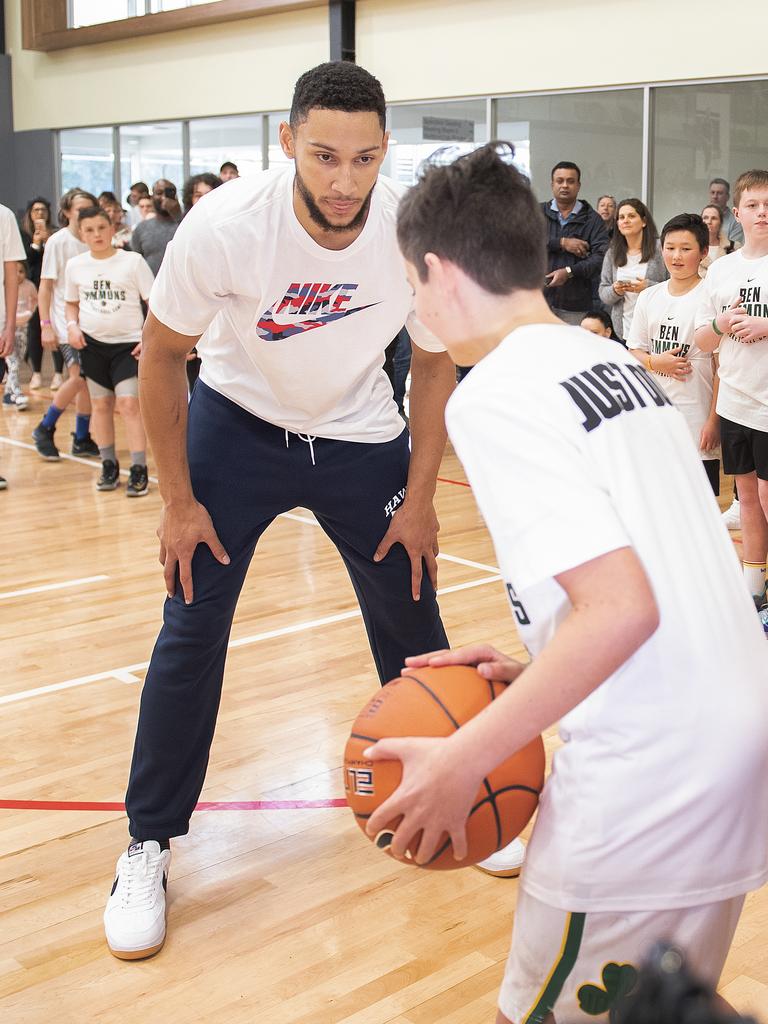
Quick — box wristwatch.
[565,266,573,277]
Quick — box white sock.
[743,561,766,599]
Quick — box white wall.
[357,0,765,102]
[7,0,767,132]
[6,0,328,130]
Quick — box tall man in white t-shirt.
[0,203,27,490]
[364,144,768,1022]
[103,62,455,961]
[696,169,768,607]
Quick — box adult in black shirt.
[541,162,609,325]
[18,197,60,387]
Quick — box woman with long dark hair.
[19,197,57,389]
[599,198,667,341]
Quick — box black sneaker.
[32,423,60,461]
[97,460,120,491]
[71,432,100,458]
[126,464,149,498]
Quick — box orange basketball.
[344,664,545,870]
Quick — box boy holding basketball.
[365,145,768,1022]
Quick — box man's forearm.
[138,332,195,506]
[405,349,455,502]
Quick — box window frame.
[21,0,324,52]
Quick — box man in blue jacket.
[541,161,609,324]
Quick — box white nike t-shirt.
[40,228,88,343]
[149,168,444,442]
[65,250,154,346]
[447,324,768,913]
[696,250,768,431]
[628,280,719,460]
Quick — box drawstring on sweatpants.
[284,428,317,466]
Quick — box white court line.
[0,575,109,601]
[437,552,499,575]
[0,573,502,707]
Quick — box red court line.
[437,476,471,488]
[0,798,347,812]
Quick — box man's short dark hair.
[290,61,386,131]
[78,205,111,226]
[220,161,238,173]
[397,142,547,294]
[661,212,708,252]
[130,181,149,194]
[709,177,730,193]
[551,161,581,181]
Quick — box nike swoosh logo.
[667,316,675,320]
[747,277,756,282]
[256,302,381,341]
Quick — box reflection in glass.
[652,81,768,229]
[60,127,115,195]
[119,122,184,196]
[496,91,643,207]
[383,100,488,186]
[189,115,263,177]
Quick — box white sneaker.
[722,498,741,531]
[13,393,29,409]
[50,373,63,391]
[104,840,171,960]
[475,837,526,878]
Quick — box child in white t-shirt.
[364,144,768,1023]
[628,213,720,494]
[64,205,154,497]
[695,169,768,606]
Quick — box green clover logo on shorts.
[577,961,638,1015]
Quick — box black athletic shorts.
[702,458,720,496]
[720,416,768,480]
[80,334,138,392]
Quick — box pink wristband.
[41,319,51,326]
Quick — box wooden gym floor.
[1,386,767,1023]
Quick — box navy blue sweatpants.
[126,382,448,840]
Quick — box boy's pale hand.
[132,341,142,359]
[729,313,768,344]
[699,416,720,452]
[67,325,86,350]
[41,323,57,349]
[404,642,525,684]
[652,346,692,380]
[363,734,483,864]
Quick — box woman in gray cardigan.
[599,198,667,341]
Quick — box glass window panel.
[382,100,488,186]
[70,1,133,27]
[119,122,184,199]
[189,115,263,177]
[59,126,115,195]
[268,113,292,170]
[651,81,768,229]
[496,90,643,209]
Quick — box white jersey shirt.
[628,280,719,460]
[40,228,88,343]
[0,204,26,327]
[447,323,768,913]
[65,250,154,346]
[149,168,444,442]
[696,250,768,431]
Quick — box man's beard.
[294,169,375,234]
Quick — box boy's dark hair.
[130,181,149,194]
[290,61,386,132]
[58,188,99,227]
[611,198,659,266]
[733,169,768,207]
[397,142,547,294]
[219,161,238,173]
[551,160,581,181]
[182,172,223,213]
[661,212,708,252]
[98,190,118,205]
[78,205,111,226]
